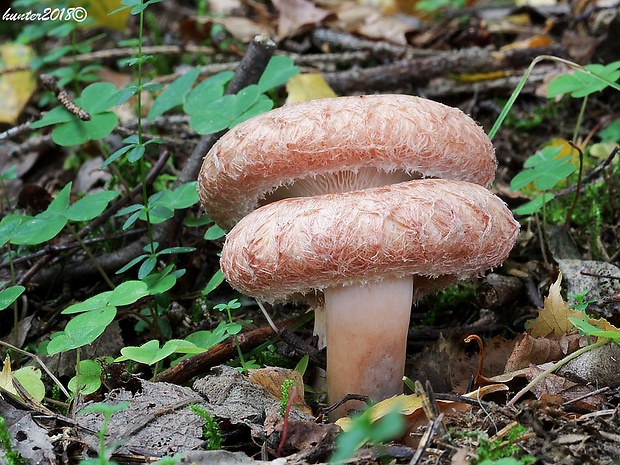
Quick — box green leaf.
[65,191,119,221]
[513,193,556,216]
[599,119,620,142]
[116,339,203,365]
[204,224,226,240]
[510,146,575,192]
[68,359,103,395]
[0,215,30,247]
[569,317,620,341]
[183,71,233,115]
[257,55,300,93]
[63,291,114,314]
[230,95,273,127]
[102,143,135,168]
[46,307,117,355]
[10,214,67,245]
[30,106,75,128]
[185,323,230,349]
[148,67,200,120]
[157,246,195,255]
[547,62,620,99]
[115,253,148,275]
[0,286,25,311]
[113,85,139,105]
[189,97,235,134]
[127,144,146,163]
[14,366,45,402]
[202,269,225,296]
[108,280,149,306]
[138,256,157,279]
[46,183,72,213]
[51,112,118,146]
[79,82,118,113]
[143,266,178,295]
[32,83,118,147]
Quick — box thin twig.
[0,341,71,399]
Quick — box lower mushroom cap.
[220,179,520,302]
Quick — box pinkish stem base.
[324,275,414,418]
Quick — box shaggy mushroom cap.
[198,94,519,418]
[220,179,520,303]
[198,94,496,230]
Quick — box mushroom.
[198,95,519,417]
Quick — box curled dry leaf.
[504,332,583,372]
[272,0,334,38]
[248,366,313,415]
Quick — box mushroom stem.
[324,275,414,419]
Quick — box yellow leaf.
[528,273,581,338]
[0,43,36,125]
[590,142,620,161]
[0,356,19,398]
[335,394,418,430]
[335,384,507,431]
[543,138,578,163]
[453,71,511,83]
[70,0,130,31]
[286,73,337,104]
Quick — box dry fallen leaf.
[70,0,130,31]
[0,356,17,397]
[527,273,581,338]
[248,366,313,415]
[286,74,338,103]
[0,43,36,124]
[272,0,334,38]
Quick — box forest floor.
[1,0,620,464]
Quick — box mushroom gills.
[261,168,415,203]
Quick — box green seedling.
[569,316,620,342]
[214,299,258,372]
[280,380,294,418]
[31,82,119,146]
[188,404,222,450]
[490,56,620,141]
[470,425,534,465]
[202,269,226,297]
[115,339,204,366]
[0,416,26,465]
[0,183,118,246]
[46,280,152,356]
[78,401,129,465]
[509,145,576,215]
[117,181,199,229]
[330,405,405,463]
[114,241,194,279]
[68,359,106,396]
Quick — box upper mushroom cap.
[220,179,520,302]
[198,94,496,231]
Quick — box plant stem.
[506,339,608,408]
[66,223,115,289]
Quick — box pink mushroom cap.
[197,94,519,418]
[198,94,497,231]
